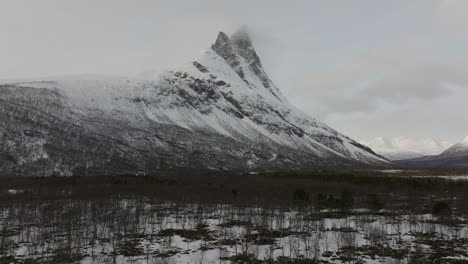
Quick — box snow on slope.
[395,135,468,168]
[0,30,388,175]
[439,135,468,157]
[192,31,387,164]
[379,151,425,161]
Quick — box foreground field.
[1,170,468,263]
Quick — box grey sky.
[2,0,467,153]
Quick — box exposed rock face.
[0,31,388,176]
[212,32,248,83]
[230,28,274,90]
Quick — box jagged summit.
[230,28,275,93]
[212,28,253,50]
[230,26,252,42]
[230,27,256,57]
[230,27,257,61]
[211,31,247,84]
[212,32,231,50]
[210,29,282,99]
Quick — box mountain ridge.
[397,136,468,168]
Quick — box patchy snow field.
[1,200,467,263]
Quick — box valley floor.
[1,170,468,263]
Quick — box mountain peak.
[209,28,284,100]
[463,135,468,143]
[212,32,231,50]
[439,136,468,157]
[211,31,246,82]
[230,26,252,46]
[229,27,275,92]
[230,27,255,59]
[0,27,389,176]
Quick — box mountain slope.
[379,151,425,161]
[439,136,468,158]
[397,136,468,168]
[0,30,388,176]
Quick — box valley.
[1,170,468,263]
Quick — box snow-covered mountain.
[0,30,388,176]
[378,151,424,161]
[360,136,452,161]
[397,136,468,168]
[439,136,468,158]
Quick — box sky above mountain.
[1,0,467,154]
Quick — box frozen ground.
[1,200,467,264]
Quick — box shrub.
[367,194,384,211]
[432,201,451,217]
[339,190,355,210]
[292,189,309,203]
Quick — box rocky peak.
[230,28,271,88]
[230,27,253,49]
[211,32,247,83]
[210,29,282,100]
[230,27,257,64]
[212,32,231,51]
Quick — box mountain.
[359,136,449,161]
[0,30,388,176]
[439,136,468,158]
[378,151,425,161]
[397,136,468,168]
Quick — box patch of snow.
[7,189,24,195]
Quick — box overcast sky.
[2,0,467,154]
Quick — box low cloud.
[360,136,455,155]
[0,0,239,79]
[437,0,468,33]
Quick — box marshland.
[1,170,468,263]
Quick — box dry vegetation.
[1,170,468,263]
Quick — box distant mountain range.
[0,29,389,176]
[360,136,453,161]
[378,151,425,161]
[396,136,468,168]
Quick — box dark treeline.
[1,170,468,215]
